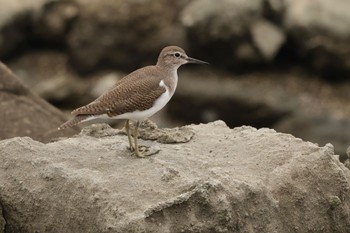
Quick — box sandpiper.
[59,46,208,157]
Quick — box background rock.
[67,0,189,72]
[0,61,78,142]
[280,0,350,79]
[0,0,349,76]
[7,51,125,108]
[0,0,46,57]
[181,0,268,69]
[0,122,350,232]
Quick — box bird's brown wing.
[71,66,166,117]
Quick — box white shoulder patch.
[159,80,166,87]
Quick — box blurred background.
[0,0,349,159]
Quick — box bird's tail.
[58,115,91,130]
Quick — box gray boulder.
[0,61,78,142]
[0,121,349,232]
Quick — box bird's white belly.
[113,88,171,121]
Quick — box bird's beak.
[186,56,209,65]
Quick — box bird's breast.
[162,70,178,97]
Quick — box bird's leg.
[125,120,135,152]
[133,121,145,158]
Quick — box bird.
[59,46,208,157]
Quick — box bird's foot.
[131,145,160,158]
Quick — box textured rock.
[0,121,350,232]
[0,61,78,142]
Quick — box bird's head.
[157,46,208,69]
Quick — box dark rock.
[0,0,46,58]
[180,0,285,69]
[66,0,189,72]
[32,0,79,43]
[0,61,78,142]
[0,122,350,232]
[280,0,350,79]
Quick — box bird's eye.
[174,52,181,58]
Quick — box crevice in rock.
[0,200,8,233]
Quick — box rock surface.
[0,61,78,142]
[0,121,349,232]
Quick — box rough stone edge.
[0,61,67,121]
[0,200,6,233]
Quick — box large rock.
[0,61,78,142]
[0,121,349,232]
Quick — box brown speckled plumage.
[72,66,168,117]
